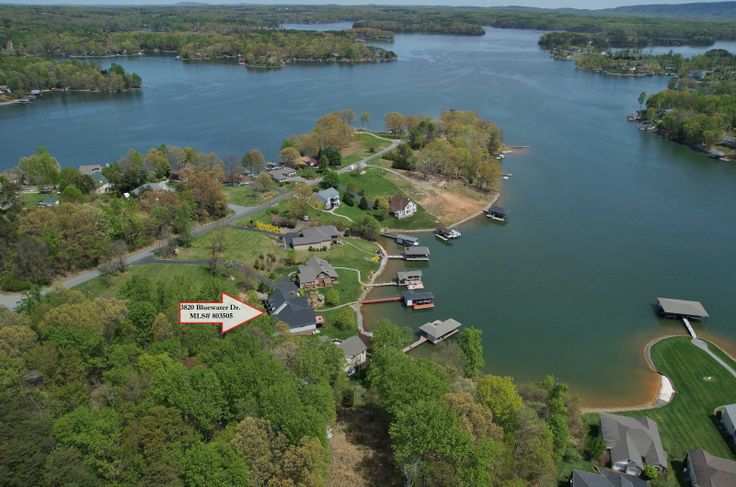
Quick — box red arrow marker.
[179,293,264,335]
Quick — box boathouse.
[656,298,709,320]
[394,234,419,246]
[419,318,462,344]
[397,270,423,288]
[403,246,430,261]
[402,290,435,309]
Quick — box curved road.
[0,135,401,310]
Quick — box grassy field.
[334,168,438,230]
[619,337,736,463]
[222,186,278,207]
[74,263,216,299]
[340,133,392,167]
[20,192,47,208]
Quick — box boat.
[502,173,512,180]
[435,225,461,241]
[638,124,656,132]
[627,112,641,121]
[495,154,505,161]
[485,206,508,223]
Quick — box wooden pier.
[402,336,427,353]
[361,296,401,305]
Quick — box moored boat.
[485,206,508,222]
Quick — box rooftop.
[338,335,368,358]
[657,297,709,318]
[688,448,736,487]
[317,187,340,200]
[397,270,423,280]
[389,194,411,212]
[286,225,340,248]
[419,318,462,341]
[570,469,648,487]
[298,256,338,283]
[600,413,667,470]
[404,246,430,256]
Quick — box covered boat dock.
[657,297,709,321]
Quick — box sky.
[0,0,731,9]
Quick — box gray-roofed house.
[337,335,368,374]
[570,468,648,487]
[419,318,462,344]
[132,181,175,196]
[284,225,341,251]
[397,270,423,288]
[267,166,297,184]
[265,277,317,334]
[297,256,339,289]
[716,403,736,443]
[687,448,736,487]
[403,246,430,261]
[600,413,667,476]
[90,171,111,194]
[37,196,59,208]
[316,187,341,209]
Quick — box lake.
[2,27,735,407]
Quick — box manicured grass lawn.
[20,192,46,208]
[619,337,736,462]
[222,186,277,207]
[178,228,290,269]
[335,168,438,230]
[340,133,391,167]
[74,263,216,299]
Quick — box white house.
[337,336,368,374]
[717,404,736,442]
[389,195,417,219]
[316,187,341,210]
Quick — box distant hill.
[600,2,736,20]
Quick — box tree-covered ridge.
[0,56,141,99]
[4,4,736,49]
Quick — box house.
[403,246,430,261]
[419,318,462,344]
[78,164,102,175]
[687,448,736,487]
[238,174,253,186]
[284,225,341,251]
[402,290,435,309]
[267,166,297,184]
[389,195,417,219]
[265,277,318,334]
[132,181,175,196]
[600,413,667,477]
[295,156,318,168]
[337,336,368,374]
[394,234,419,246]
[90,171,111,194]
[569,469,648,487]
[316,187,341,210]
[397,270,423,288]
[297,256,339,289]
[37,196,59,208]
[716,404,736,443]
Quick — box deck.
[412,303,435,310]
[402,336,427,353]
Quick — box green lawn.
[335,168,438,230]
[222,186,277,207]
[74,263,216,299]
[178,228,290,269]
[20,192,46,208]
[619,337,736,462]
[339,132,392,167]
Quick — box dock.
[656,297,709,321]
[361,296,401,305]
[402,336,427,353]
[682,318,697,338]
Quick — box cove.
[1,28,735,407]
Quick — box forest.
[0,145,235,291]
[0,56,141,99]
[3,4,736,52]
[643,50,736,149]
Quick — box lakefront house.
[599,413,667,477]
[297,256,339,289]
[389,195,417,219]
[316,187,341,210]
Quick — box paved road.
[0,135,401,310]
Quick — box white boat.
[502,173,512,180]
